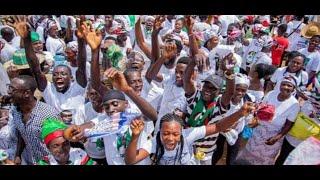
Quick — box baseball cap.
[202,74,224,89]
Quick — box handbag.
[288,112,320,140]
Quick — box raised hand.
[8,15,30,38]
[104,68,131,93]
[162,41,177,60]
[194,53,208,73]
[220,53,236,75]
[81,21,102,50]
[130,118,144,137]
[153,15,165,32]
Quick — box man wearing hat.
[37,117,95,165]
[183,52,235,165]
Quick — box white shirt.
[43,81,86,114]
[11,36,21,50]
[270,67,309,91]
[155,75,187,132]
[143,126,206,165]
[298,48,320,74]
[45,36,66,55]
[262,90,300,128]
[83,113,106,159]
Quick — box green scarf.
[187,96,219,127]
[106,44,123,70]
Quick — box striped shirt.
[186,90,229,156]
[11,101,60,164]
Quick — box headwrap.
[66,41,78,53]
[105,44,124,70]
[235,73,250,87]
[41,117,67,146]
[30,31,40,43]
[102,89,126,103]
[203,29,218,43]
[144,16,155,22]
[48,21,57,29]
[281,75,298,87]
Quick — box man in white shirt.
[14,16,87,116]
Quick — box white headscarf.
[67,41,78,53]
[235,73,250,87]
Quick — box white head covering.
[203,29,218,42]
[260,35,273,48]
[235,73,250,87]
[67,41,78,53]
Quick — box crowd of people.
[0,15,319,165]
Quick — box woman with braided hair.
[125,101,255,165]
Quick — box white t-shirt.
[90,108,152,165]
[143,126,206,165]
[262,90,300,128]
[286,21,306,51]
[298,48,320,74]
[247,89,264,103]
[83,113,106,159]
[45,36,66,55]
[43,81,86,114]
[155,75,187,132]
[270,67,309,91]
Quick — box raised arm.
[151,16,165,62]
[12,15,47,91]
[75,16,89,88]
[135,17,152,59]
[205,102,255,136]
[145,42,177,82]
[220,53,236,108]
[80,17,104,96]
[185,16,198,57]
[65,17,74,43]
[105,68,158,121]
[125,119,150,165]
[183,54,198,96]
